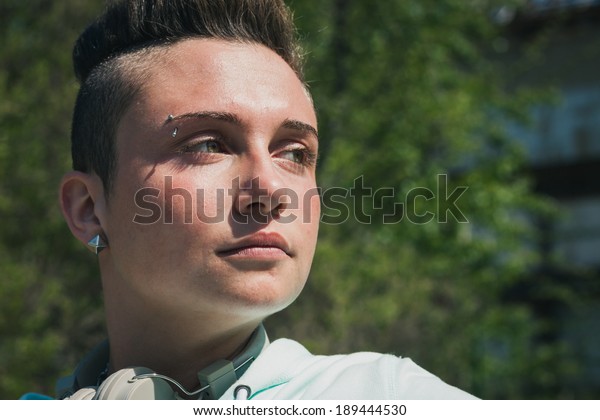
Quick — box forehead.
[128,38,316,127]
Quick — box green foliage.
[0,0,594,399]
[267,0,588,398]
[0,0,106,399]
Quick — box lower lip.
[218,246,288,259]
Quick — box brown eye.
[203,140,222,153]
[281,149,306,164]
[181,139,224,154]
[278,148,317,167]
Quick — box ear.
[59,171,108,249]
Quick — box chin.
[217,274,306,317]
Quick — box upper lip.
[217,232,291,255]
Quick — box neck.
[102,283,263,391]
[108,319,260,391]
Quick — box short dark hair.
[71,0,304,194]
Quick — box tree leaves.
[0,0,590,399]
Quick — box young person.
[47,0,475,399]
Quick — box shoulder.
[226,339,477,400]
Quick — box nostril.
[272,202,285,219]
[247,203,271,224]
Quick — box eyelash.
[278,148,318,167]
[178,138,224,155]
[177,136,317,167]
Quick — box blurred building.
[504,0,600,396]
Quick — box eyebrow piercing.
[166,114,175,122]
[172,127,179,138]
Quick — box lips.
[216,232,291,257]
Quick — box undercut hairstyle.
[71,0,305,194]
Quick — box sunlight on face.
[103,39,320,321]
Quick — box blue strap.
[19,392,54,400]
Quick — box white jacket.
[222,338,476,400]
[56,330,476,400]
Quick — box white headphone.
[59,326,267,400]
[67,367,176,399]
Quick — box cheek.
[299,184,321,231]
[158,172,231,224]
[311,190,321,221]
[195,187,228,223]
[294,185,320,250]
[162,177,197,224]
[308,193,321,239]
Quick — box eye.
[281,149,306,163]
[179,139,225,154]
[277,147,317,166]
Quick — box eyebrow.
[281,118,319,142]
[165,111,318,141]
[165,111,242,126]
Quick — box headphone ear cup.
[94,367,176,400]
[65,386,98,400]
[93,368,135,399]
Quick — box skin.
[60,39,320,390]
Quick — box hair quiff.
[71,0,305,193]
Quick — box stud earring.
[87,234,108,255]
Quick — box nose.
[232,152,287,223]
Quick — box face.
[101,39,320,322]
